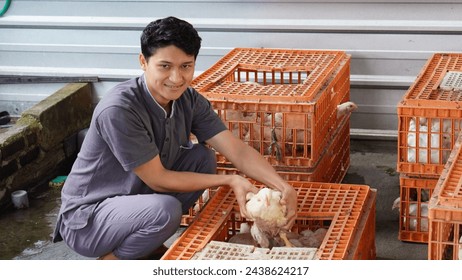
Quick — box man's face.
[139,45,195,108]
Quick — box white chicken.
[221,110,254,139]
[296,228,327,248]
[240,101,357,158]
[244,112,287,159]
[193,188,211,214]
[407,117,453,164]
[243,80,261,86]
[244,113,278,151]
[392,197,428,232]
[245,187,293,248]
[337,101,358,119]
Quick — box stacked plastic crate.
[180,48,353,225]
[162,181,377,260]
[428,134,462,260]
[397,53,462,243]
[171,48,378,259]
[191,48,352,182]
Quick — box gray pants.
[59,144,216,259]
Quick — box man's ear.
[139,53,147,71]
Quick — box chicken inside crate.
[220,110,313,161]
[181,187,219,226]
[216,113,351,184]
[162,181,377,260]
[398,116,461,175]
[397,53,462,177]
[393,175,438,243]
[192,47,353,169]
[182,116,350,226]
[190,212,331,260]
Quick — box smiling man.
[52,16,297,260]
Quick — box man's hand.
[228,175,259,219]
[280,185,297,230]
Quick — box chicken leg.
[279,231,294,247]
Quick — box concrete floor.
[7,138,428,260]
[344,138,427,260]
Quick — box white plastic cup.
[11,190,29,209]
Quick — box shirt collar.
[142,74,175,119]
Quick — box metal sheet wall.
[1,0,462,137]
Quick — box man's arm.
[132,138,259,217]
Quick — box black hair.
[140,16,202,61]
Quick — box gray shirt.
[53,75,226,241]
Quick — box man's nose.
[169,68,183,83]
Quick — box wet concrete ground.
[0,185,63,260]
[0,139,428,260]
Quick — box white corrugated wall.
[1,0,462,137]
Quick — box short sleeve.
[96,106,159,171]
[191,91,227,142]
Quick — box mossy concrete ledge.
[0,83,93,211]
[21,83,93,152]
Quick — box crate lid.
[399,53,462,109]
[191,48,350,104]
[191,241,317,260]
[440,71,462,91]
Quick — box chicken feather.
[245,187,293,248]
[392,197,428,231]
[407,117,453,164]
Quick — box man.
[52,16,297,260]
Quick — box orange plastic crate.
[181,117,349,226]
[192,48,351,169]
[428,219,462,260]
[397,53,462,177]
[162,182,376,260]
[217,113,350,184]
[428,133,462,259]
[180,187,219,226]
[398,175,437,243]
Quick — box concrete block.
[19,146,40,166]
[22,83,93,151]
[11,145,65,190]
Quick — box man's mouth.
[165,84,183,89]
